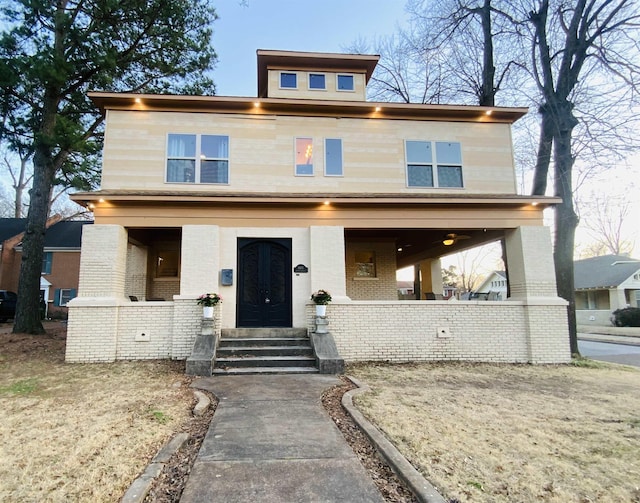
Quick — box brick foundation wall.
[306,300,571,364]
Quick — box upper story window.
[280,72,297,89]
[337,74,354,91]
[166,134,229,184]
[405,140,463,188]
[308,73,326,90]
[42,252,53,274]
[295,137,314,176]
[325,138,343,176]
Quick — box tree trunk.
[479,0,496,107]
[13,158,54,334]
[531,106,554,195]
[551,104,580,355]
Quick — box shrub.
[611,307,640,327]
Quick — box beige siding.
[100,110,517,195]
[267,69,367,101]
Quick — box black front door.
[237,238,292,327]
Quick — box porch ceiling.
[346,228,505,267]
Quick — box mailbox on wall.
[221,269,233,286]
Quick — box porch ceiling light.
[442,237,455,246]
[323,200,330,205]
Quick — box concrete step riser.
[216,357,316,369]
[212,367,319,375]
[221,328,308,339]
[217,347,314,357]
[218,338,310,348]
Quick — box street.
[578,339,640,368]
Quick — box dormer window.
[309,73,326,90]
[337,74,354,91]
[280,72,297,89]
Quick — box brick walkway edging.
[342,376,447,503]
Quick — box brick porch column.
[309,226,348,301]
[505,226,570,363]
[66,224,128,362]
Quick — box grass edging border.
[342,376,447,503]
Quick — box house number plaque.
[293,264,308,274]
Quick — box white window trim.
[336,73,355,92]
[294,137,314,177]
[324,138,343,177]
[165,133,230,185]
[308,72,327,91]
[280,71,298,89]
[404,140,464,189]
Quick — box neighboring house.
[574,255,640,326]
[0,218,91,317]
[66,49,570,365]
[474,271,508,300]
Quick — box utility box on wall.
[221,269,233,286]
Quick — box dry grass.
[349,361,640,503]
[0,322,195,503]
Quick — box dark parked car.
[0,290,17,322]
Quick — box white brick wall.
[307,300,570,364]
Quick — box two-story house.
[66,50,570,366]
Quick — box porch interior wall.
[125,242,148,300]
[345,240,397,300]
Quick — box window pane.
[201,160,229,183]
[167,134,196,157]
[309,73,325,89]
[436,142,461,164]
[167,159,195,182]
[295,138,313,175]
[281,72,297,88]
[337,74,354,90]
[437,165,463,187]
[325,138,343,175]
[406,141,432,163]
[408,165,434,187]
[201,135,228,159]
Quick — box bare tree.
[527,0,640,353]
[578,192,635,256]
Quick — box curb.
[342,376,447,503]
[121,389,212,503]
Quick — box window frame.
[166,133,229,185]
[280,72,298,89]
[324,138,343,176]
[405,140,464,188]
[336,74,355,92]
[308,73,326,90]
[294,137,314,176]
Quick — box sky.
[210,0,409,97]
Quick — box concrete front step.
[212,366,319,375]
[221,328,308,339]
[218,337,310,347]
[216,355,317,369]
[217,345,314,357]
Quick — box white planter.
[315,304,327,317]
[203,306,214,319]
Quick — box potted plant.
[311,289,331,316]
[197,293,222,319]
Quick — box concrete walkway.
[180,375,384,503]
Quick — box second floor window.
[405,140,463,188]
[166,134,229,184]
[280,72,297,88]
[325,138,343,176]
[295,137,314,176]
[42,252,52,274]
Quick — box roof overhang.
[256,49,380,97]
[87,92,528,124]
[70,190,560,209]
